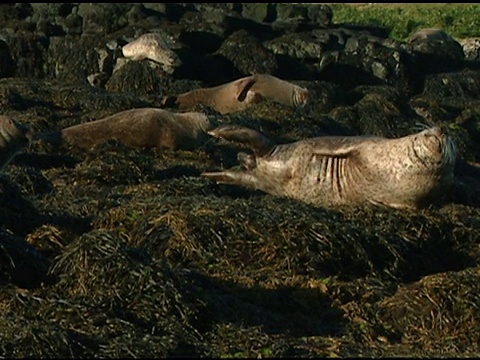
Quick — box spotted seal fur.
[162,74,308,114]
[202,124,456,209]
[36,108,211,151]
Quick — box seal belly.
[286,154,358,206]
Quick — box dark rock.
[216,29,277,76]
[3,33,49,78]
[126,3,152,25]
[30,3,74,19]
[264,32,325,61]
[177,53,241,85]
[58,13,83,35]
[78,4,130,35]
[46,34,116,83]
[241,3,276,23]
[0,3,33,21]
[224,14,279,41]
[352,92,415,137]
[307,4,333,27]
[0,39,15,78]
[273,3,333,31]
[178,9,230,55]
[299,80,346,115]
[407,36,465,75]
[105,60,171,96]
[423,69,480,99]
[333,23,390,39]
[36,18,65,37]
[179,9,230,42]
[317,36,417,95]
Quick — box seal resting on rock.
[408,28,454,43]
[122,32,182,74]
[37,108,212,151]
[0,115,31,172]
[202,124,456,209]
[162,74,309,114]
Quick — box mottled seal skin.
[0,115,31,172]
[162,74,309,114]
[202,125,456,210]
[248,74,309,107]
[122,33,182,73]
[38,108,212,151]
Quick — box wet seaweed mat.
[1,3,480,358]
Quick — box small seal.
[37,108,212,151]
[0,115,30,172]
[408,28,453,43]
[162,74,309,114]
[202,124,456,209]
[122,32,182,74]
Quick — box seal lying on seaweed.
[202,124,456,209]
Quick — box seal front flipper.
[208,124,276,156]
[202,169,259,187]
[235,76,257,102]
[310,136,374,158]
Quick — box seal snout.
[417,125,456,167]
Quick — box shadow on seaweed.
[183,270,346,338]
[451,160,480,208]
[0,229,51,289]
[0,178,92,238]
[12,152,79,170]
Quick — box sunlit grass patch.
[330,4,480,40]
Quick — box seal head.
[122,33,182,73]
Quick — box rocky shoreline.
[0,3,479,358]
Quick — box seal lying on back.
[202,124,456,209]
[122,32,182,74]
[38,108,211,151]
[162,74,309,115]
[0,115,30,172]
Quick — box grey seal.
[202,124,456,209]
[37,108,211,151]
[122,32,182,74]
[162,74,309,115]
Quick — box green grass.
[329,4,480,40]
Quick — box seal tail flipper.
[235,76,257,102]
[208,124,276,156]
